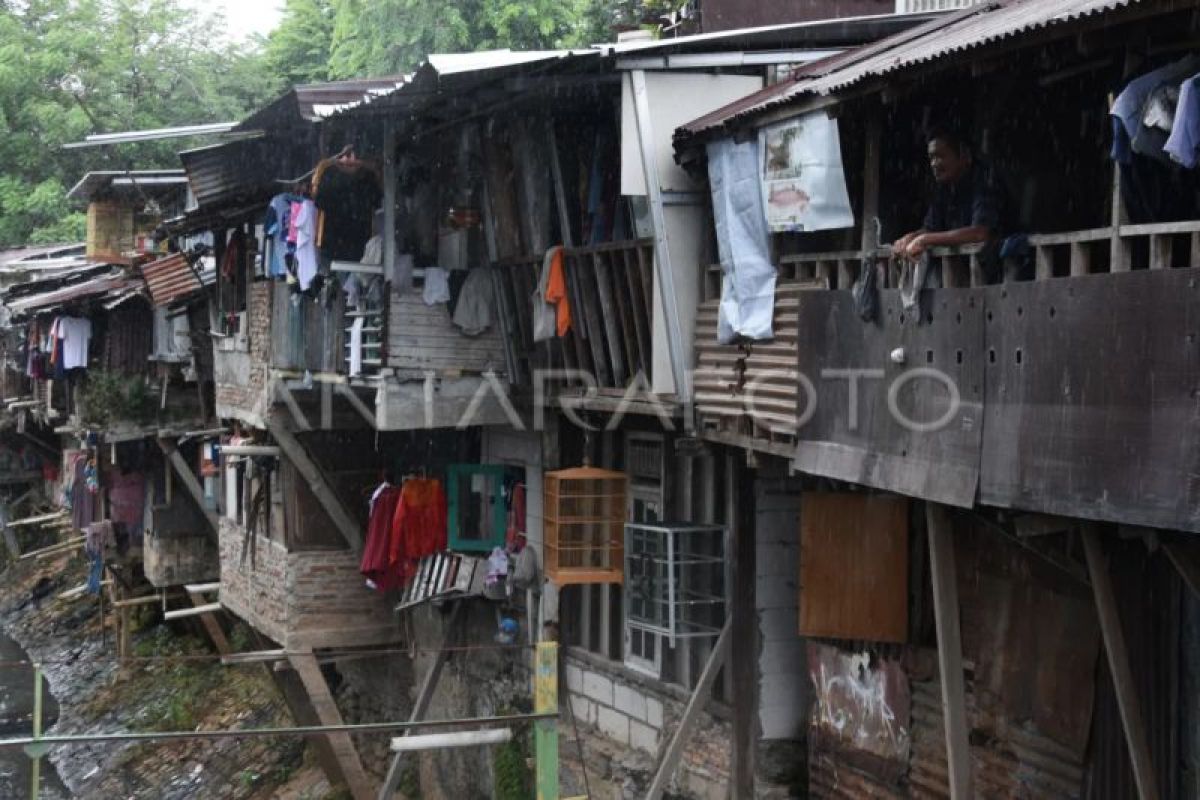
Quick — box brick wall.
[562,650,733,799]
[214,281,271,422]
[217,517,399,649]
[218,518,289,644]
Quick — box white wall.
[620,72,764,396]
[755,476,807,740]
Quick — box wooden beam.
[646,619,731,800]
[289,649,376,800]
[190,592,231,656]
[266,413,363,551]
[157,438,219,539]
[379,601,463,799]
[163,602,220,621]
[1164,541,1200,600]
[730,457,756,799]
[1083,526,1162,800]
[926,502,972,799]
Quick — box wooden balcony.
[696,221,1200,533]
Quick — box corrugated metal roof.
[62,122,237,150]
[597,10,939,55]
[140,252,203,307]
[5,270,143,314]
[66,170,188,204]
[679,0,1142,137]
[296,77,409,119]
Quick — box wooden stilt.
[646,620,731,800]
[267,414,362,551]
[379,602,463,799]
[289,649,375,800]
[187,587,230,656]
[157,438,219,539]
[1082,526,1161,800]
[926,502,972,799]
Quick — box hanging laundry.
[265,193,299,278]
[348,317,365,377]
[390,478,447,583]
[1110,55,1200,163]
[108,471,145,535]
[314,158,382,261]
[544,246,572,337]
[423,267,451,305]
[1166,74,1200,168]
[451,268,494,336]
[71,455,96,533]
[57,316,92,370]
[221,229,245,279]
[361,483,404,590]
[294,199,319,292]
[84,520,114,594]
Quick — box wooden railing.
[695,220,1200,453]
[492,239,654,390]
[752,220,1200,292]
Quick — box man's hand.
[905,234,929,259]
[892,233,915,255]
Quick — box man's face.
[927,137,968,184]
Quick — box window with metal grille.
[624,522,727,679]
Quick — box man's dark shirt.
[922,162,1003,235]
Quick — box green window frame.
[446,464,508,553]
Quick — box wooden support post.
[647,620,731,800]
[157,439,219,539]
[188,590,230,656]
[379,602,462,799]
[1110,163,1131,271]
[859,107,882,281]
[730,456,756,799]
[382,117,396,285]
[1190,231,1200,269]
[1164,541,1200,599]
[289,650,375,800]
[1070,242,1092,276]
[266,413,363,551]
[1035,245,1054,281]
[926,502,972,799]
[1082,526,1161,800]
[1150,234,1172,270]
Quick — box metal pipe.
[389,728,512,752]
[0,712,558,749]
[30,666,42,800]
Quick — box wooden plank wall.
[386,289,507,375]
[270,281,345,374]
[798,492,909,643]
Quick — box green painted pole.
[31,665,42,800]
[534,641,559,800]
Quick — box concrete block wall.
[563,651,732,799]
[214,282,271,421]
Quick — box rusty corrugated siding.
[140,252,200,307]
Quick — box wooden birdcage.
[544,466,626,585]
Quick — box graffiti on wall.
[808,641,911,769]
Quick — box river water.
[0,629,69,799]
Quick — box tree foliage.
[0,0,276,248]
[265,0,335,86]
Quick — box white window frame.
[623,432,667,678]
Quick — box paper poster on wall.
[760,112,855,232]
